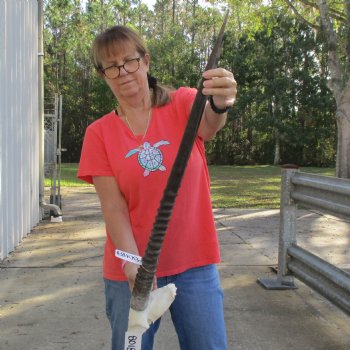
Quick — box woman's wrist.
[122,260,138,273]
[123,261,138,280]
[209,96,229,114]
[123,262,140,290]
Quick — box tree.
[284,0,350,177]
[212,3,335,166]
[42,0,337,165]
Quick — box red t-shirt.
[78,87,220,281]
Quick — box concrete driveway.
[1,187,349,350]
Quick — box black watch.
[209,96,229,114]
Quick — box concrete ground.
[1,187,349,350]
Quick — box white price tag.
[115,249,142,265]
[124,330,142,350]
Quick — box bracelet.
[209,96,229,114]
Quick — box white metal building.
[0,0,41,260]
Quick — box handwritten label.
[125,331,142,350]
[115,250,142,265]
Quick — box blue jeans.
[104,264,227,350]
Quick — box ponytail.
[148,73,173,107]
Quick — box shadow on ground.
[1,187,349,350]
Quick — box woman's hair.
[92,25,172,107]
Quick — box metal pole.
[57,95,62,209]
[277,165,298,285]
[51,94,58,205]
[258,164,298,289]
[38,0,62,219]
[38,0,45,218]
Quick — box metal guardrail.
[44,94,63,211]
[258,166,350,315]
[288,244,350,312]
[291,172,350,217]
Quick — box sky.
[143,0,210,10]
[143,0,155,9]
[80,0,211,11]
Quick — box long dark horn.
[131,11,229,311]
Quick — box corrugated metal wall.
[0,0,40,260]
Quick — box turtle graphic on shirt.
[125,140,170,176]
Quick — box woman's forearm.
[93,176,139,256]
[198,102,227,140]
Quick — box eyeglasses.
[101,57,143,79]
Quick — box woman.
[78,25,237,350]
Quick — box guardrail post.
[258,164,299,289]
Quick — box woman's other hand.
[124,262,158,292]
[202,68,237,110]
[198,68,237,140]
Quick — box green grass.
[47,164,335,208]
[45,163,88,187]
[209,165,335,209]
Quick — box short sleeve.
[77,124,114,184]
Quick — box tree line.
[44,0,344,172]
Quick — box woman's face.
[100,42,150,103]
